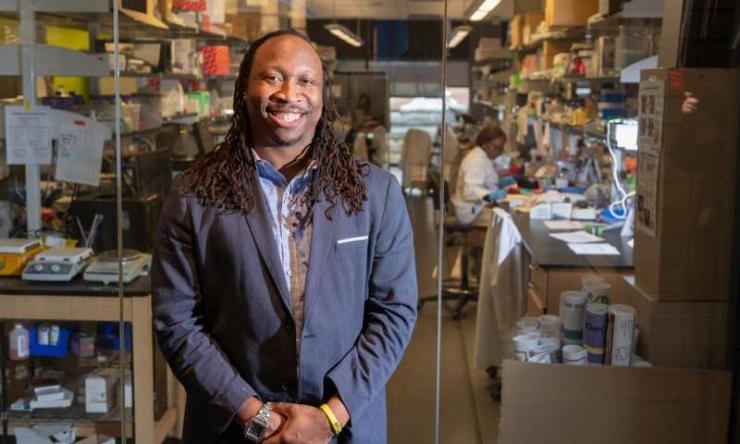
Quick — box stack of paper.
[549,231,605,243]
[568,243,621,255]
[34,385,64,402]
[543,221,584,230]
[29,387,73,409]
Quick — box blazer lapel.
[303,201,338,320]
[244,188,292,314]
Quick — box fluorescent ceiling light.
[447,25,472,48]
[324,23,364,48]
[465,0,503,22]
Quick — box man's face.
[245,35,323,150]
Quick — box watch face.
[246,421,266,440]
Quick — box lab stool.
[418,174,480,320]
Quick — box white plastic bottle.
[9,323,29,361]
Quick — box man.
[451,124,513,226]
[152,29,417,444]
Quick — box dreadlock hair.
[184,29,367,220]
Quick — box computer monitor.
[611,120,638,151]
[129,149,172,197]
[193,119,214,154]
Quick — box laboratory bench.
[510,212,634,316]
[0,276,184,443]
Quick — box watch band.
[243,402,273,443]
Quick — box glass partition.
[122,1,445,443]
[0,2,138,442]
[439,1,737,443]
[13,1,729,443]
[302,5,446,442]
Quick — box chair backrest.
[353,132,369,161]
[442,127,460,183]
[427,170,451,213]
[372,125,389,168]
[401,129,432,188]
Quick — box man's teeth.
[274,112,301,122]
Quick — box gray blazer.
[152,163,418,443]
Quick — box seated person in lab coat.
[452,124,513,227]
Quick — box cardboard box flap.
[501,360,730,444]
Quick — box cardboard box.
[621,276,728,369]
[510,13,543,48]
[533,267,627,315]
[225,12,261,41]
[501,360,731,444]
[545,0,599,28]
[85,369,119,413]
[541,40,571,69]
[509,15,523,48]
[634,69,740,301]
[522,21,543,46]
[97,77,138,96]
[120,0,168,29]
[527,289,545,316]
[599,0,622,15]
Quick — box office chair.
[418,171,479,320]
[401,129,432,193]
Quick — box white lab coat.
[473,208,527,370]
[451,146,499,225]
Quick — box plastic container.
[562,344,587,365]
[560,291,587,344]
[37,324,50,345]
[29,326,70,357]
[9,323,29,361]
[615,26,654,69]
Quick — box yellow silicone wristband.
[319,403,342,435]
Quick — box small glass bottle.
[9,323,29,361]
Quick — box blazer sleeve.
[151,183,258,434]
[325,175,418,422]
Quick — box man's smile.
[265,108,308,128]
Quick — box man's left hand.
[263,403,333,444]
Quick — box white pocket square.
[336,235,369,245]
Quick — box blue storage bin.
[600,91,626,103]
[96,322,132,351]
[29,326,70,357]
[600,108,627,120]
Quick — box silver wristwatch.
[243,402,273,443]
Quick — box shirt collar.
[252,148,317,192]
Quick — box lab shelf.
[0,0,247,44]
[0,283,183,443]
[560,74,621,84]
[548,121,607,141]
[0,0,108,13]
[588,11,662,31]
[162,113,200,125]
[205,74,238,81]
[116,71,200,80]
[0,44,109,77]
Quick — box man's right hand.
[263,403,334,444]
